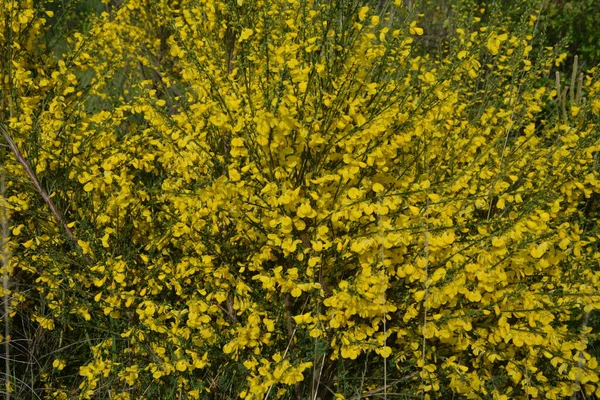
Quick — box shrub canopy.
[1,0,600,399]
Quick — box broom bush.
[1,0,599,398]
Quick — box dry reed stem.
[555,56,584,123]
[421,136,431,399]
[1,171,10,400]
[570,55,578,105]
[377,194,388,400]
[311,352,326,400]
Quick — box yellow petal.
[239,28,253,42]
[358,6,369,21]
[492,237,505,247]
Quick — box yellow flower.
[358,6,369,22]
[372,182,384,193]
[530,242,549,259]
[239,28,253,42]
[376,346,392,358]
[175,360,187,372]
[296,202,316,218]
[229,168,241,182]
[53,359,66,371]
[409,21,423,36]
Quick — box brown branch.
[0,124,91,264]
[226,293,238,323]
[226,27,236,75]
[216,295,238,324]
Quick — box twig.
[357,353,369,398]
[216,301,238,324]
[312,353,326,400]
[348,372,419,400]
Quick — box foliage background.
[1,0,600,399]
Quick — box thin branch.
[348,372,419,400]
[0,125,90,264]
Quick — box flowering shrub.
[1,0,600,399]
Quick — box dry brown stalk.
[1,171,11,400]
